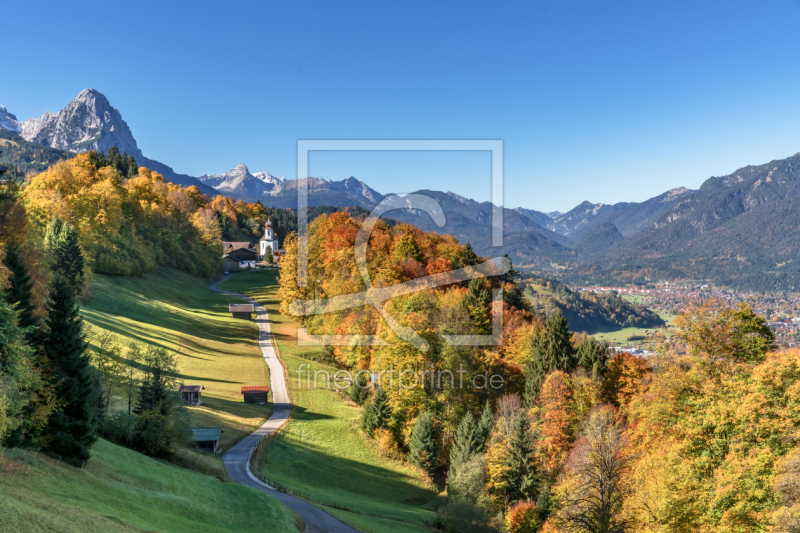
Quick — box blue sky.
[3,0,800,211]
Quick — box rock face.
[252,171,286,186]
[0,105,22,134]
[20,89,143,157]
[0,89,217,195]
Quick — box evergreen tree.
[409,411,438,476]
[462,242,480,266]
[133,347,187,457]
[524,310,576,406]
[504,413,538,503]
[575,336,609,380]
[44,215,63,251]
[474,400,493,453]
[348,372,368,405]
[449,411,477,475]
[42,276,97,465]
[465,278,491,334]
[360,386,391,436]
[0,299,37,445]
[3,239,37,333]
[50,222,85,298]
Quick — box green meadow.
[219,269,440,533]
[82,268,272,449]
[0,439,299,533]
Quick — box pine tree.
[44,215,63,251]
[0,298,37,445]
[409,411,438,476]
[449,411,477,475]
[348,372,368,405]
[475,400,494,453]
[524,310,576,405]
[575,336,609,380]
[3,239,37,333]
[504,413,538,503]
[50,222,85,298]
[360,386,391,436]
[42,276,97,465]
[462,242,480,266]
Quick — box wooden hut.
[179,384,204,405]
[229,303,254,320]
[190,428,223,453]
[241,386,270,404]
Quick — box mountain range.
[4,89,800,291]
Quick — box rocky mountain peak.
[18,89,142,158]
[0,105,22,133]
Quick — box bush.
[506,502,543,533]
[101,411,136,447]
[373,428,402,460]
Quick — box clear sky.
[3,0,800,211]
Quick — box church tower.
[259,219,279,258]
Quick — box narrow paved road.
[209,274,358,533]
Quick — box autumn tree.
[538,370,575,472]
[556,405,631,533]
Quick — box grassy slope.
[219,269,439,533]
[82,268,272,449]
[0,440,298,533]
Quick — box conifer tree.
[449,411,477,475]
[409,411,438,476]
[44,215,63,251]
[525,310,576,405]
[0,299,37,445]
[360,386,391,436]
[42,276,97,464]
[3,239,37,333]
[475,400,494,453]
[462,242,479,266]
[50,222,85,298]
[348,372,369,405]
[575,336,609,380]
[504,413,538,503]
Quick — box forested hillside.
[522,276,664,331]
[277,214,800,532]
[0,130,71,179]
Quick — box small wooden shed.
[179,384,204,405]
[229,303,254,320]
[241,386,270,404]
[190,428,223,453]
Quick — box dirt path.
[209,274,358,533]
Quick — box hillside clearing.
[82,268,272,450]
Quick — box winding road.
[209,274,358,533]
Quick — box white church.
[259,219,279,258]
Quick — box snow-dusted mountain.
[198,163,277,196]
[253,171,286,186]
